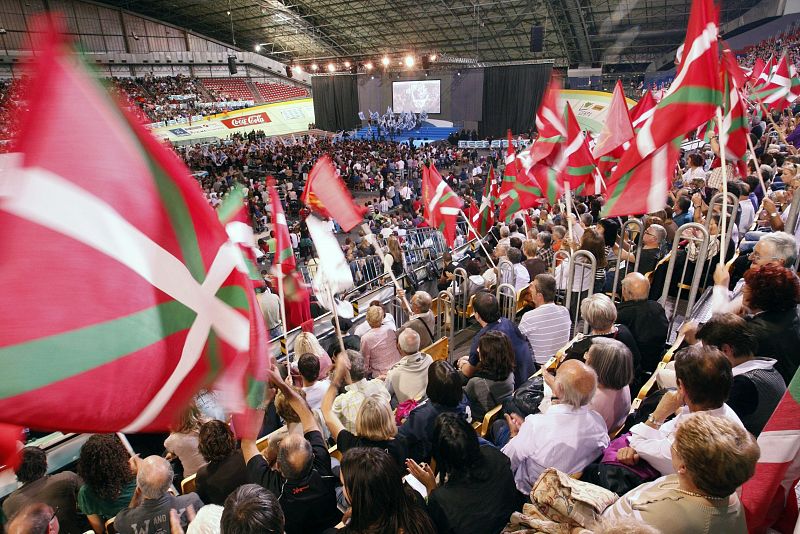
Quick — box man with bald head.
[502,360,609,494]
[113,455,203,534]
[617,272,669,375]
[397,290,436,348]
[384,328,433,405]
[6,503,59,534]
[242,368,341,534]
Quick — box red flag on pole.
[422,163,463,247]
[593,80,634,159]
[301,154,367,232]
[0,22,268,435]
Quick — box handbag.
[507,375,544,417]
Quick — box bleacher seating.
[200,77,256,101]
[254,82,310,103]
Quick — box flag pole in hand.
[460,210,497,268]
[326,285,347,356]
[715,107,730,268]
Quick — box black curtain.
[481,64,553,138]
[311,75,360,132]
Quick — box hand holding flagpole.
[460,210,497,269]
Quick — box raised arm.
[268,367,319,434]
[321,352,351,441]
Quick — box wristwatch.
[646,414,664,428]
[770,212,779,218]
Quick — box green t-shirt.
[77,479,136,520]
[266,238,277,254]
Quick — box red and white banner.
[221,112,272,129]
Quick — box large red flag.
[499,131,543,221]
[0,25,268,435]
[422,163,464,247]
[268,181,296,274]
[629,90,657,131]
[301,155,367,232]
[593,80,634,159]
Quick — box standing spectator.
[360,305,404,379]
[397,291,436,350]
[518,274,572,366]
[298,353,331,410]
[164,403,207,479]
[195,421,248,506]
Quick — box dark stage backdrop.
[311,75,360,132]
[481,63,553,138]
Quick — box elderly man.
[397,290,436,349]
[242,368,341,534]
[113,456,204,534]
[459,293,535,387]
[2,447,88,534]
[6,503,59,534]
[616,273,669,374]
[536,231,555,269]
[331,349,391,433]
[637,224,667,275]
[360,305,404,379]
[502,360,609,494]
[712,231,797,314]
[384,328,434,404]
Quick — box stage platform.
[351,124,459,143]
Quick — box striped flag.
[748,57,766,86]
[472,166,498,236]
[720,49,750,177]
[562,102,600,194]
[613,0,721,181]
[594,81,634,182]
[629,90,657,131]
[741,369,800,533]
[499,130,543,222]
[752,56,776,92]
[0,25,268,435]
[422,162,463,247]
[754,53,795,111]
[268,181,296,273]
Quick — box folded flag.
[302,155,367,232]
[305,214,355,315]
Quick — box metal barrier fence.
[609,218,644,301]
[497,283,518,321]
[553,249,598,334]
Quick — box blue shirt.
[673,212,692,227]
[468,318,534,387]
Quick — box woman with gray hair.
[586,338,634,432]
[565,293,642,372]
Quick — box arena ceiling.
[101,0,761,68]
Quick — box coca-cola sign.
[221,112,271,129]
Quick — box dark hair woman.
[339,447,436,534]
[406,413,522,534]
[464,331,516,419]
[77,434,137,533]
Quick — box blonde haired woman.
[292,331,332,380]
[321,351,407,465]
[602,412,759,533]
[164,402,208,478]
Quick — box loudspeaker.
[285,65,293,78]
[530,26,544,53]
[350,64,358,74]
[227,56,238,74]
[421,56,430,70]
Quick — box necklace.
[675,488,728,501]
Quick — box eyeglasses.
[748,251,780,262]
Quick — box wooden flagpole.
[716,107,730,267]
[460,209,497,268]
[325,285,347,356]
[274,265,289,339]
[745,128,769,196]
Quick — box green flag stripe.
[217,186,245,223]
[566,164,595,176]
[215,285,250,311]
[659,86,722,108]
[0,301,196,398]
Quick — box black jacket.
[747,306,800,384]
[616,299,669,373]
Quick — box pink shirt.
[360,325,403,377]
[589,385,631,432]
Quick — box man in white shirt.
[518,274,572,365]
[616,345,743,475]
[332,350,391,433]
[502,360,609,494]
[297,353,330,410]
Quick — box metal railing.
[609,218,645,301]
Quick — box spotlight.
[457,70,461,76]
[370,75,375,80]
[344,60,351,68]
[429,53,437,61]
[382,56,390,67]
[293,65,302,73]
[327,63,336,72]
[255,44,261,52]
[405,55,414,67]
[311,63,318,71]
[365,62,373,70]
[226,10,231,15]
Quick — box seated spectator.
[298,353,331,410]
[220,484,284,534]
[76,434,137,533]
[354,300,396,337]
[292,332,333,381]
[603,412,759,534]
[330,349,391,434]
[5,503,59,534]
[464,331,515,420]
[522,239,547,279]
[554,228,607,296]
[502,360,609,494]
[742,264,800,383]
[323,317,361,358]
[406,413,521,534]
[518,274,572,366]
[242,368,341,534]
[616,273,668,374]
[616,346,743,476]
[321,351,407,465]
[458,293,534,387]
[2,446,89,533]
[337,448,436,534]
[195,421,248,506]
[536,231,555,268]
[399,361,471,462]
[636,224,667,274]
[507,247,530,293]
[586,338,634,432]
[565,293,642,371]
[164,403,207,479]
[385,329,433,404]
[360,305,403,379]
[482,244,509,288]
[397,291,436,349]
[114,456,203,534]
[463,259,486,299]
[695,313,786,436]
